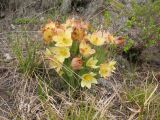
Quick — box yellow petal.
[99,61,116,78]
[81,72,97,88]
[43,29,54,44]
[53,28,73,47]
[86,57,99,69]
[64,18,89,30]
[42,21,56,44]
[48,57,64,73]
[81,80,94,89]
[44,21,56,29]
[71,28,85,41]
[79,41,95,57]
[50,47,70,59]
[88,31,105,46]
[108,60,116,72]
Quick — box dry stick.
[29,0,68,22]
[87,7,106,21]
[39,55,76,98]
[26,4,62,28]
[50,100,63,119]
[127,72,159,120]
[0,69,9,81]
[101,94,116,118]
[0,6,50,35]
[46,57,83,81]
[0,116,9,120]
[0,107,9,114]
[0,31,40,35]
[112,77,123,101]
[0,96,13,114]
[34,71,73,102]
[152,71,159,83]
[93,93,116,119]
[44,58,76,91]
[128,108,141,120]
[0,1,37,23]
[41,97,63,119]
[36,56,91,100]
[144,83,158,106]
[33,73,68,119]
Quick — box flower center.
[62,37,68,44]
[84,75,92,81]
[60,50,67,56]
[92,36,99,44]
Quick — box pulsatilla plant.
[41,18,124,89]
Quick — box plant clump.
[41,18,124,89]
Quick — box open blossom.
[44,20,56,29]
[65,18,89,30]
[99,61,116,78]
[50,47,70,62]
[88,31,105,46]
[71,57,83,70]
[71,27,86,41]
[99,63,111,78]
[53,28,73,47]
[108,60,116,72]
[64,18,76,28]
[105,32,116,44]
[42,21,56,44]
[42,28,54,44]
[81,72,97,89]
[79,41,95,57]
[86,57,99,69]
[44,48,64,73]
[42,21,65,44]
[105,32,125,45]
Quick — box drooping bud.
[71,57,83,70]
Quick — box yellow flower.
[99,61,116,78]
[42,28,54,44]
[64,18,89,30]
[42,21,56,44]
[88,31,105,46]
[49,57,64,73]
[53,28,73,47]
[79,41,95,57]
[86,57,99,69]
[44,48,64,73]
[108,60,116,72]
[81,72,97,88]
[50,47,70,62]
[44,21,56,29]
[99,63,111,78]
[64,18,75,28]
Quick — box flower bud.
[71,57,83,70]
[115,37,125,45]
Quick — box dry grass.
[0,1,160,120]
[1,43,160,120]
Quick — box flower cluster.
[42,18,122,89]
